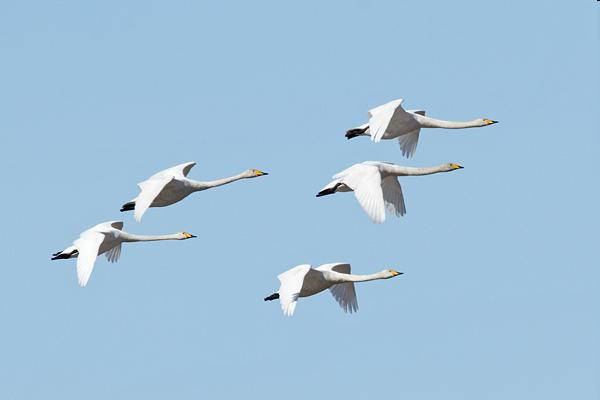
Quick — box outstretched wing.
[368,99,404,143]
[368,98,403,118]
[381,176,406,217]
[397,110,425,157]
[73,231,105,287]
[277,264,311,317]
[134,176,174,222]
[397,128,421,158]
[341,165,385,224]
[105,243,122,263]
[149,161,196,180]
[316,263,358,313]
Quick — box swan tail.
[120,201,135,212]
[264,293,279,301]
[316,182,342,197]
[51,248,79,260]
[345,124,369,139]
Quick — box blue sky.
[0,1,598,399]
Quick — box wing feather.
[351,171,385,224]
[337,164,386,223]
[316,263,358,313]
[134,177,174,222]
[381,176,406,217]
[397,128,421,158]
[368,99,405,142]
[277,265,311,317]
[105,243,122,263]
[73,232,105,287]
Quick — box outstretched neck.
[414,114,484,129]
[382,164,451,177]
[119,232,182,242]
[330,271,387,283]
[189,172,247,191]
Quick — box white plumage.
[51,221,196,287]
[317,161,464,223]
[265,263,402,316]
[346,98,497,157]
[121,161,268,221]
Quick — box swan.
[120,162,268,221]
[317,161,463,223]
[51,221,196,287]
[264,263,403,316]
[345,98,498,157]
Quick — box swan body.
[264,263,403,316]
[51,221,195,287]
[346,98,497,157]
[121,162,268,221]
[317,161,464,223]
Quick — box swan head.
[482,118,498,126]
[245,169,269,178]
[447,163,464,171]
[180,232,197,240]
[383,269,403,279]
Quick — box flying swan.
[264,263,403,316]
[51,221,196,287]
[317,161,464,223]
[120,162,268,221]
[345,98,498,157]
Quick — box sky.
[0,1,598,399]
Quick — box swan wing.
[277,264,311,317]
[381,176,406,217]
[149,161,196,180]
[397,128,421,158]
[367,99,405,142]
[341,165,385,223]
[109,221,124,230]
[396,110,425,157]
[316,263,358,313]
[73,231,105,287]
[368,98,403,118]
[105,243,122,263]
[89,220,123,233]
[134,177,174,222]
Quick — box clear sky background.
[0,1,598,399]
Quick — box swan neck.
[120,232,181,242]
[189,172,246,191]
[415,115,483,129]
[334,271,386,283]
[385,164,449,176]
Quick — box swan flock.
[51,96,497,316]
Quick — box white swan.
[264,263,403,316]
[120,162,268,221]
[346,98,498,157]
[51,221,196,287]
[317,161,463,223]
